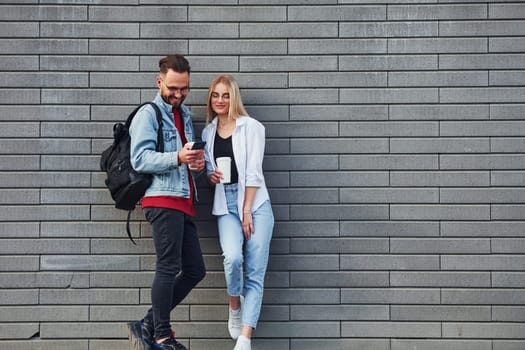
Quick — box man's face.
[157,69,190,108]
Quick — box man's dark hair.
[159,55,190,75]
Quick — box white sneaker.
[228,295,244,339]
[233,335,251,350]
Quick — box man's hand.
[178,143,204,171]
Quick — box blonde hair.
[206,75,248,124]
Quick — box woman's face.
[210,82,231,117]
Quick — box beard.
[161,91,186,108]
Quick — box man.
[127,55,206,350]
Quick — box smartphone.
[191,141,206,150]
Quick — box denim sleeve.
[129,105,179,174]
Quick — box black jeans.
[143,207,206,341]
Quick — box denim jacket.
[129,93,197,199]
[202,116,270,217]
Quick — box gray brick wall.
[0,1,524,349]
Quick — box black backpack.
[100,102,164,244]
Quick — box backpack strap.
[124,102,165,245]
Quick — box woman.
[201,75,274,350]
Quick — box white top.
[201,115,270,217]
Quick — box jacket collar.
[154,93,190,119]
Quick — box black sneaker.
[151,336,188,350]
[126,320,154,350]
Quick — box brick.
[389,38,487,53]
[391,205,490,220]
[291,138,388,154]
[140,55,238,72]
[490,38,525,53]
[490,4,525,19]
[269,188,339,204]
[391,238,490,254]
[341,221,440,237]
[264,155,338,171]
[492,171,525,186]
[274,221,340,237]
[388,5,487,20]
[41,89,139,104]
[341,188,438,203]
[0,290,38,305]
[241,56,337,72]
[0,272,89,289]
[40,55,138,71]
[440,54,525,69]
[292,305,388,320]
[41,255,140,271]
[441,188,525,203]
[341,88,438,104]
[290,72,385,88]
[0,306,88,322]
[0,38,88,54]
[192,339,288,350]
[291,238,388,254]
[292,339,389,350]
[389,71,488,87]
[341,121,438,136]
[290,105,387,121]
[40,322,125,339]
[443,256,525,271]
[142,23,238,38]
[0,22,39,37]
[289,38,386,54]
[391,305,490,321]
[0,139,90,155]
[341,55,437,71]
[268,255,339,271]
[491,204,525,219]
[0,56,39,71]
[441,121,525,136]
[491,104,525,120]
[443,322,525,339]
[40,289,138,305]
[341,255,439,270]
[0,239,89,254]
[390,104,489,120]
[0,205,89,221]
[391,136,489,153]
[290,271,389,287]
[0,223,39,238]
[189,6,285,21]
[0,340,88,350]
[0,172,90,188]
[0,5,87,21]
[442,222,525,237]
[289,5,385,21]
[41,222,140,238]
[0,105,89,121]
[0,189,37,204]
[392,340,491,350]
[41,23,139,38]
[90,305,188,321]
[440,155,525,170]
[256,321,340,338]
[493,306,525,322]
[341,155,439,170]
[291,171,388,187]
[265,122,338,137]
[491,70,525,86]
[440,20,525,36]
[241,23,337,38]
[89,39,187,55]
[391,272,491,287]
[390,171,489,187]
[494,340,525,350]
[342,322,440,338]
[0,88,40,104]
[291,204,389,220]
[0,323,39,340]
[89,6,187,21]
[190,39,286,54]
[0,156,40,170]
[341,21,438,37]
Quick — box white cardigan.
[201,116,270,217]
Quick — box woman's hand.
[207,169,223,185]
[242,212,254,240]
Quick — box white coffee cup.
[216,157,231,184]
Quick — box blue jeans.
[218,183,274,329]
